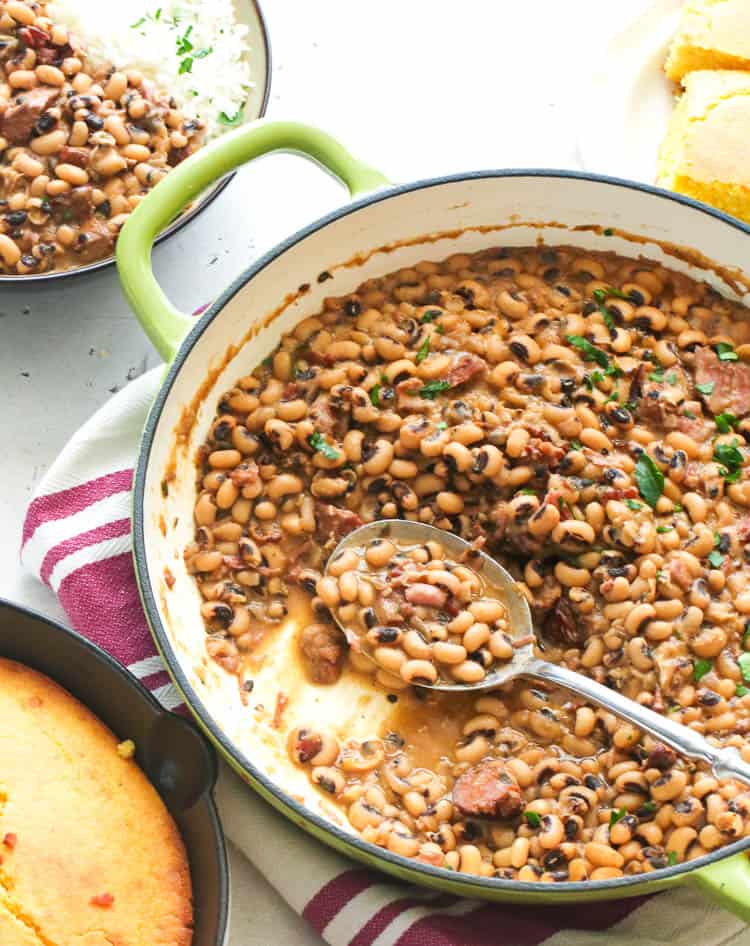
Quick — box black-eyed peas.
[0,0,206,274]
[188,243,750,882]
[322,537,517,686]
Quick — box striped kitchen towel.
[20,367,750,946]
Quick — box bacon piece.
[452,762,523,819]
[446,353,486,387]
[404,583,448,608]
[694,347,750,418]
[314,502,363,542]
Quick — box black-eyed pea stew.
[186,243,750,882]
[0,0,205,274]
[323,536,525,686]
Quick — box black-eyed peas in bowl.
[185,242,750,882]
[321,536,523,686]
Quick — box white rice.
[46,0,253,138]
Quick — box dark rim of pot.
[0,0,272,285]
[134,168,750,897]
[0,596,230,938]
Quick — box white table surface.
[0,1,652,942]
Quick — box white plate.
[578,0,683,184]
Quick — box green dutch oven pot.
[117,118,750,921]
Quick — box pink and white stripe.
[20,368,748,945]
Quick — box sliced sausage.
[452,762,523,819]
[299,623,346,684]
[543,593,587,646]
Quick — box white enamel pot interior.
[128,158,750,911]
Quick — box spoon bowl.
[327,519,750,786]
[327,519,535,692]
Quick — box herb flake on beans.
[713,442,744,482]
[419,380,452,400]
[707,550,725,568]
[420,309,442,324]
[416,336,432,364]
[625,499,642,510]
[524,811,542,828]
[715,412,738,434]
[308,431,340,460]
[566,335,610,368]
[609,807,627,826]
[693,659,712,682]
[716,341,739,362]
[695,381,715,395]
[668,852,679,866]
[738,653,750,683]
[737,685,750,697]
[635,453,664,507]
[369,383,382,407]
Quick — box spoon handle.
[527,658,750,787]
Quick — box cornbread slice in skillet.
[657,69,750,223]
[665,0,750,82]
[0,658,192,946]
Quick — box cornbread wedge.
[665,0,750,82]
[657,69,750,223]
[0,659,193,946]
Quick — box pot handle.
[116,119,390,363]
[688,852,750,923]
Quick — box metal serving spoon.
[327,519,750,786]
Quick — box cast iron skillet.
[0,598,229,946]
[0,0,271,285]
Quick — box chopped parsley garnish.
[369,383,381,407]
[713,441,744,482]
[649,367,665,382]
[176,24,193,55]
[570,440,583,451]
[635,453,664,508]
[683,409,697,420]
[737,685,749,697]
[524,811,542,828]
[668,852,678,866]
[738,652,750,683]
[566,335,609,369]
[716,341,738,362]
[707,550,725,568]
[519,488,537,496]
[609,807,627,826]
[420,309,442,324]
[695,381,715,395]
[436,421,448,430]
[603,227,614,236]
[673,503,683,512]
[416,335,431,364]
[656,525,672,533]
[218,109,244,127]
[308,431,340,461]
[667,372,677,385]
[419,380,451,400]
[693,659,712,682]
[625,499,642,510]
[641,801,657,813]
[715,412,738,434]
[606,362,623,379]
